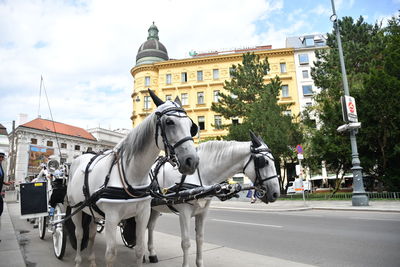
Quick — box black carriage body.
[20,182,48,219]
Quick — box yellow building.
[130,23,299,141]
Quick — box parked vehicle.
[287,178,312,194]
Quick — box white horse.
[147,132,280,267]
[66,89,199,267]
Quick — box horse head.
[248,131,280,203]
[149,89,199,175]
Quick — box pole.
[330,0,369,206]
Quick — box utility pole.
[9,120,16,182]
[330,0,369,206]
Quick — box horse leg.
[195,212,207,267]
[104,217,119,267]
[147,209,161,263]
[71,211,84,267]
[134,203,151,267]
[179,207,191,267]
[87,220,98,267]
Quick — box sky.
[0,0,399,134]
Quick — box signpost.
[295,145,306,204]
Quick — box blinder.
[254,154,267,168]
[190,119,199,137]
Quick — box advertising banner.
[28,145,54,175]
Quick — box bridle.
[155,105,196,167]
[243,145,279,194]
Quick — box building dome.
[136,22,169,66]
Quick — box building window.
[165,94,172,101]
[213,69,219,79]
[283,110,292,116]
[181,93,188,105]
[197,71,203,81]
[166,74,172,85]
[74,145,80,151]
[299,54,309,65]
[197,92,204,104]
[281,85,289,97]
[280,63,287,73]
[31,138,37,145]
[214,115,222,129]
[47,141,53,147]
[302,85,313,96]
[61,143,67,149]
[145,76,150,86]
[181,72,188,82]
[305,37,314,46]
[144,95,151,110]
[198,116,205,130]
[302,70,309,79]
[232,118,239,125]
[213,90,220,102]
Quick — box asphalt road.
[7,202,400,267]
[154,208,400,267]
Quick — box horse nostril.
[272,192,279,199]
[186,157,193,168]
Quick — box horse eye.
[165,118,175,125]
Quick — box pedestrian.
[0,150,14,242]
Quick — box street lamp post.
[330,0,369,206]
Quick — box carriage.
[19,159,69,259]
[19,90,279,267]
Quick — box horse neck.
[197,141,251,185]
[118,114,160,186]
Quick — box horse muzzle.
[177,153,199,175]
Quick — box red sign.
[348,102,355,113]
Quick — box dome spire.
[147,22,159,41]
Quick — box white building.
[286,34,328,118]
[9,118,127,184]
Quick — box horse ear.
[148,88,165,107]
[174,96,182,107]
[249,130,262,148]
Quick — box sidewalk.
[0,203,26,267]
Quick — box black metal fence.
[281,192,400,200]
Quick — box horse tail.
[64,206,91,250]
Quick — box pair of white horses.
[66,90,280,267]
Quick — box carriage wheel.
[120,222,135,248]
[38,216,47,239]
[52,204,66,259]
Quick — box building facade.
[286,34,328,115]
[8,118,126,183]
[131,23,300,141]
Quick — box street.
[6,202,400,267]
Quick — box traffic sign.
[296,144,303,154]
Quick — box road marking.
[212,219,283,228]
[350,217,400,222]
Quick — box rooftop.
[19,118,96,141]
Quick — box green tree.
[212,53,303,190]
[305,15,400,191]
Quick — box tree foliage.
[304,15,400,191]
[212,53,303,187]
